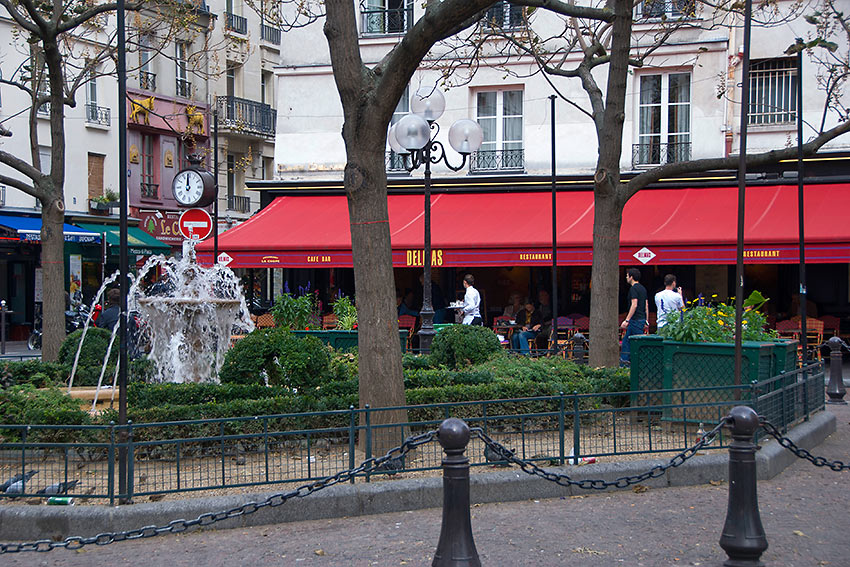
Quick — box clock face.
[173,169,205,206]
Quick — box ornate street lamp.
[388,87,483,353]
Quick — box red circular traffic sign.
[178,208,213,241]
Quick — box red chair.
[775,319,798,340]
[820,315,840,337]
[398,315,417,350]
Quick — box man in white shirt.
[461,273,482,325]
[655,274,684,329]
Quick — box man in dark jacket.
[510,302,543,355]
[96,288,121,331]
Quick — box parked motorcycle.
[27,304,99,351]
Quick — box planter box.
[771,339,799,375]
[291,329,408,352]
[631,337,776,423]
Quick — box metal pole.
[719,406,768,566]
[734,0,753,387]
[1,300,6,355]
[213,109,219,264]
[796,40,807,365]
[550,95,558,351]
[826,336,847,404]
[419,143,435,353]
[433,418,480,567]
[116,0,129,504]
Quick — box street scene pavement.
[1,402,847,567]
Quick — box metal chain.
[473,418,728,490]
[0,430,438,554]
[760,418,850,471]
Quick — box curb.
[0,409,836,542]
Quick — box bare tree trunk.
[40,195,65,361]
[588,192,623,367]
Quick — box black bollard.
[719,406,768,567]
[826,336,847,404]
[571,332,587,362]
[433,417,480,567]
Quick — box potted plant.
[630,291,794,420]
[89,189,119,211]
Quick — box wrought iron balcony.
[361,5,412,35]
[140,182,159,199]
[261,24,281,45]
[386,151,409,173]
[227,194,251,213]
[216,96,275,138]
[139,71,156,91]
[176,78,192,98]
[225,12,247,34]
[469,148,525,172]
[85,103,111,126]
[631,141,691,168]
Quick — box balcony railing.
[386,151,409,173]
[175,78,192,98]
[140,182,159,199]
[469,148,525,172]
[216,96,275,138]
[36,101,50,116]
[361,5,412,35]
[85,103,111,126]
[225,12,247,34]
[631,140,691,168]
[227,194,251,213]
[139,71,156,91]
[261,24,281,45]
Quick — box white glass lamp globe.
[448,119,484,155]
[411,86,446,123]
[387,123,410,155]
[395,113,431,151]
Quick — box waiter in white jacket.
[460,273,482,325]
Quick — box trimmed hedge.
[58,328,119,367]
[430,324,503,368]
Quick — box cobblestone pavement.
[3,403,849,567]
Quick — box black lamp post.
[389,87,483,353]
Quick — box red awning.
[196,183,850,268]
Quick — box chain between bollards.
[432,418,481,567]
[719,406,768,567]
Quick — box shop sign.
[139,211,182,245]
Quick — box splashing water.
[73,241,254,388]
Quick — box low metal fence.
[0,363,824,504]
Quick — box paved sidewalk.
[2,403,848,567]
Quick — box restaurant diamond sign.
[633,247,656,264]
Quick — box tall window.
[749,58,797,125]
[637,0,695,19]
[261,71,274,106]
[140,134,157,198]
[139,34,155,90]
[473,89,524,171]
[175,42,191,98]
[636,72,691,167]
[85,69,98,122]
[362,0,413,35]
[387,86,409,171]
[226,65,236,98]
[483,1,524,29]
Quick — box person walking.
[511,302,543,355]
[460,273,482,325]
[655,274,684,329]
[620,268,648,366]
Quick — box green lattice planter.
[631,338,776,422]
[291,330,408,352]
[770,339,799,375]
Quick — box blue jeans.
[511,330,538,355]
[620,318,645,363]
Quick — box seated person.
[397,288,419,318]
[502,292,524,319]
[510,302,543,355]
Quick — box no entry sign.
[178,208,213,241]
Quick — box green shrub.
[430,325,502,368]
[402,353,431,370]
[0,385,90,426]
[219,328,287,385]
[58,328,118,367]
[332,295,357,330]
[271,293,318,330]
[277,333,331,390]
[0,360,68,388]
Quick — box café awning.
[196,183,850,268]
[76,223,171,257]
[0,214,101,244]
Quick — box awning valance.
[76,223,171,257]
[196,183,850,268]
[0,215,101,244]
